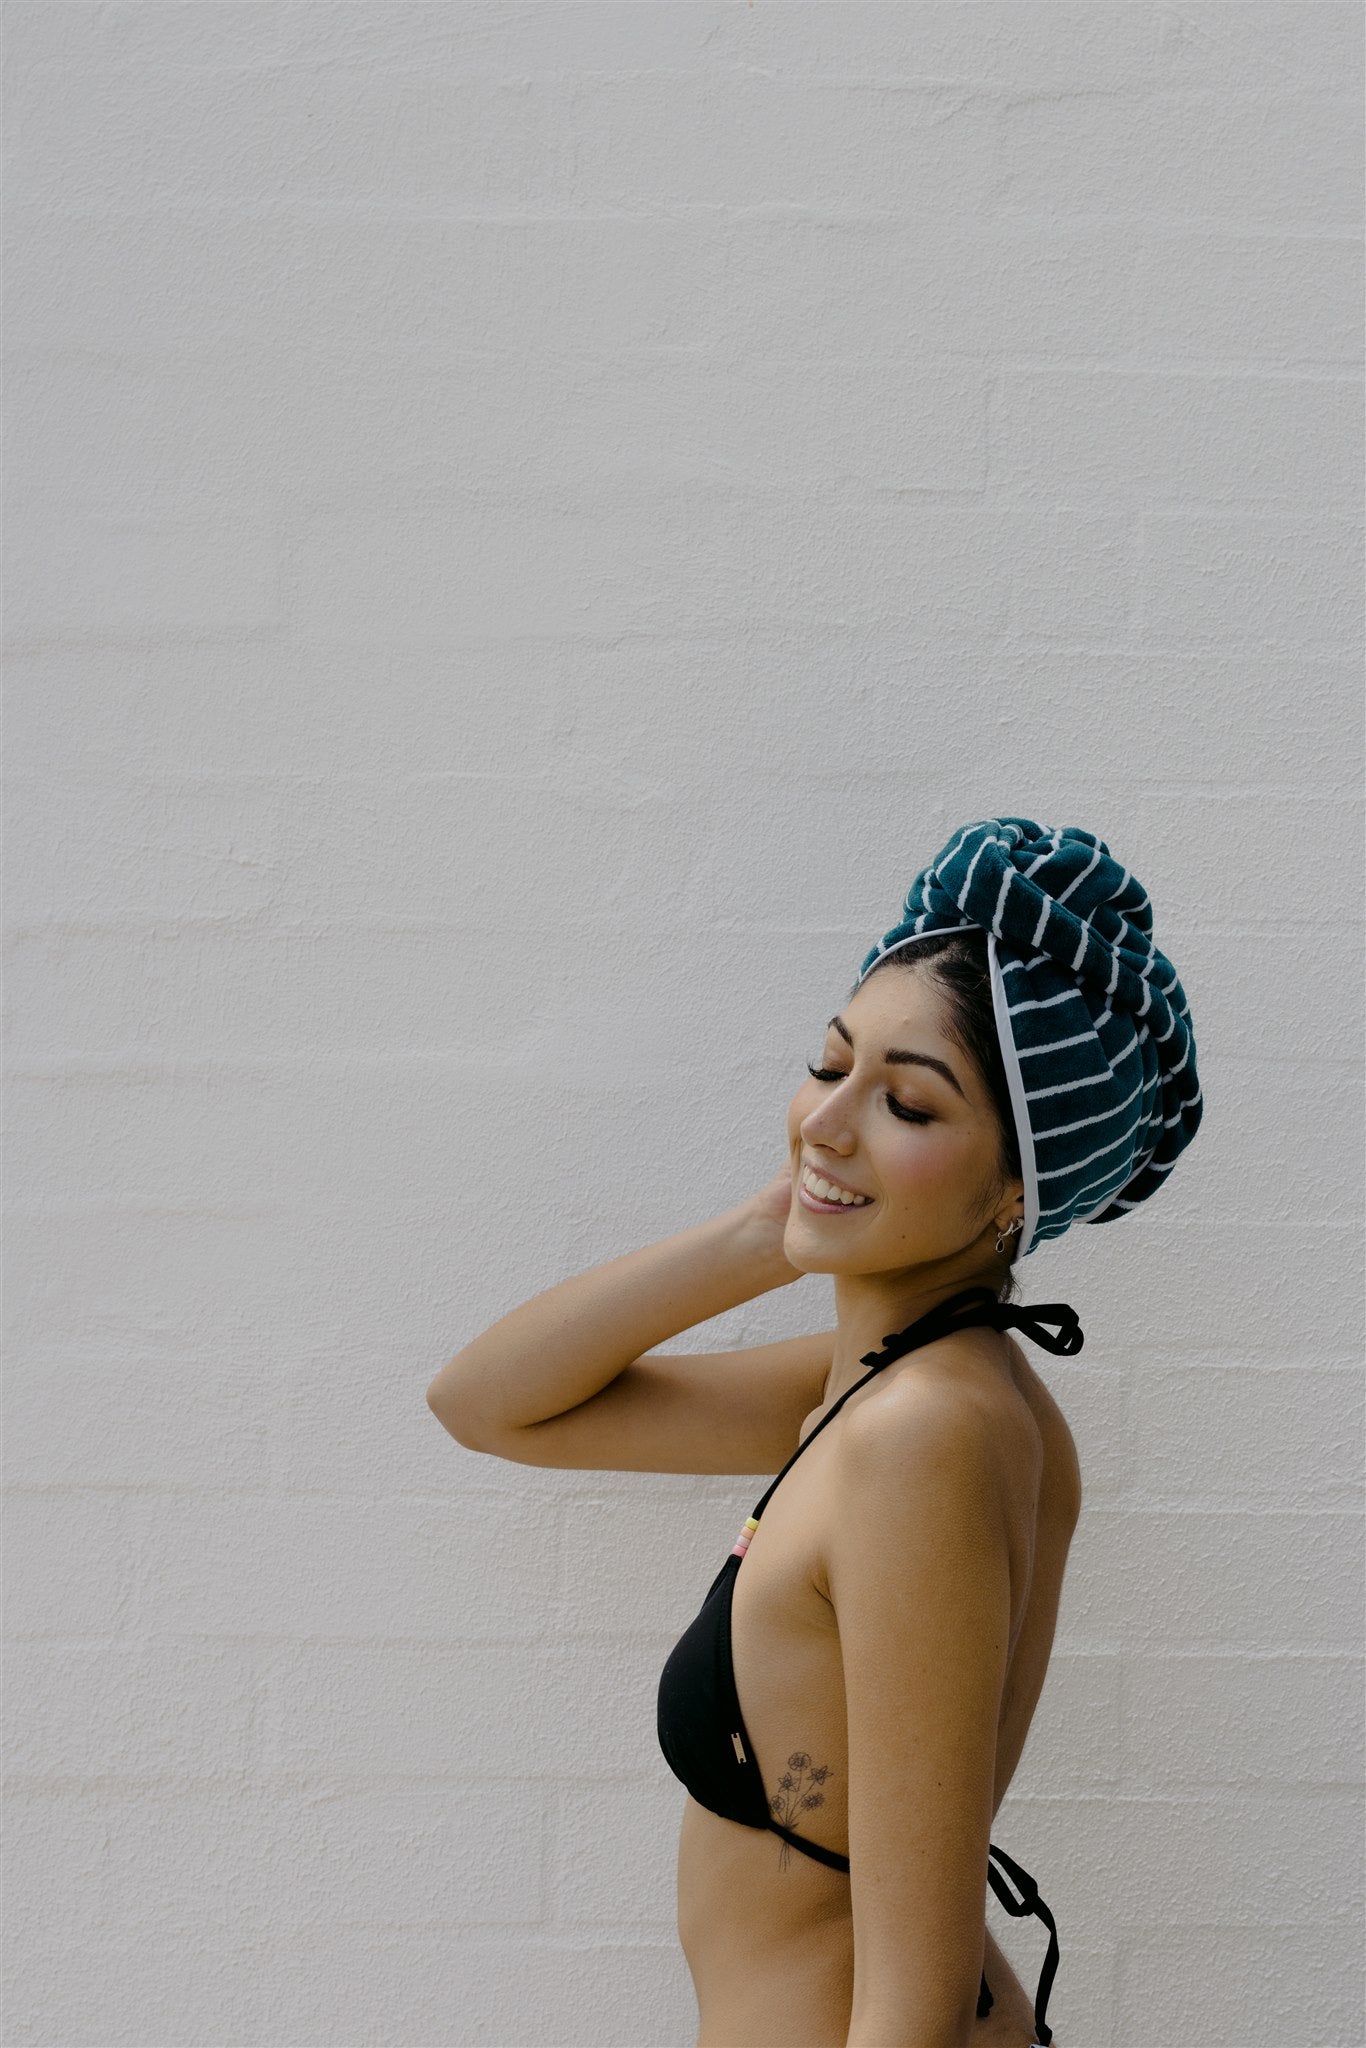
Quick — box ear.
[993,1177,1025,1236]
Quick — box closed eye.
[805,1062,934,1125]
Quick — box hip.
[678,1797,1054,2048]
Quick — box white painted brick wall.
[4,4,1362,2044]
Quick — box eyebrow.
[827,1015,967,1100]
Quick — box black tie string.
[859,1286,1085,1372]
[986,1841,1061,2045]
[999,1299,1085,1356]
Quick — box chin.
[782,1224,864,1276]
[780,1241,818,1274]
[779,1226,824,1274]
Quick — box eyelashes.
[804,1062,933,1126]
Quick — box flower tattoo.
[769,1751,832,1871]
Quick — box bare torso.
[675,1326,1079,2048]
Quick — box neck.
[823,1256,1009,1403]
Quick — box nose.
[800,1090,854,1151]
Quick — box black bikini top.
[655,1284,1084,2047]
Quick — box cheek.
[876,1125,975,1202]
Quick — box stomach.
[675,1795,1050,2048]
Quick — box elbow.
[847,2019,972,2048]
[425,1374,480,1448]
[426,1376,518,1460]
[847,2025,970,2048]
[846,1981,978,2048]
[425,1383,457,1440]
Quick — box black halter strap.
[746,1287,1084,1526]
[858,1284,1085,1373]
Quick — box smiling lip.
[800,1161,869,1199]
[797,1164,875,1214]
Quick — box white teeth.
[802,1168,870,1206]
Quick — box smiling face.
[782,960,1024,1279]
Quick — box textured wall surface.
[4,4,1364,2045]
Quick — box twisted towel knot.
[856,817,1203,1258]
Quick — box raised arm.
[425,1173,803,1449]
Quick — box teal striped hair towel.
[855,817,1203,1260]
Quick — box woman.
[427,818,1203,2048]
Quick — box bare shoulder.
[833,1323,1080,1535]
[827,1351,1011,1531]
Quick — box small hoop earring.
[995,1218,1023,1255]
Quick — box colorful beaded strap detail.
[729,1516,760,1559]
